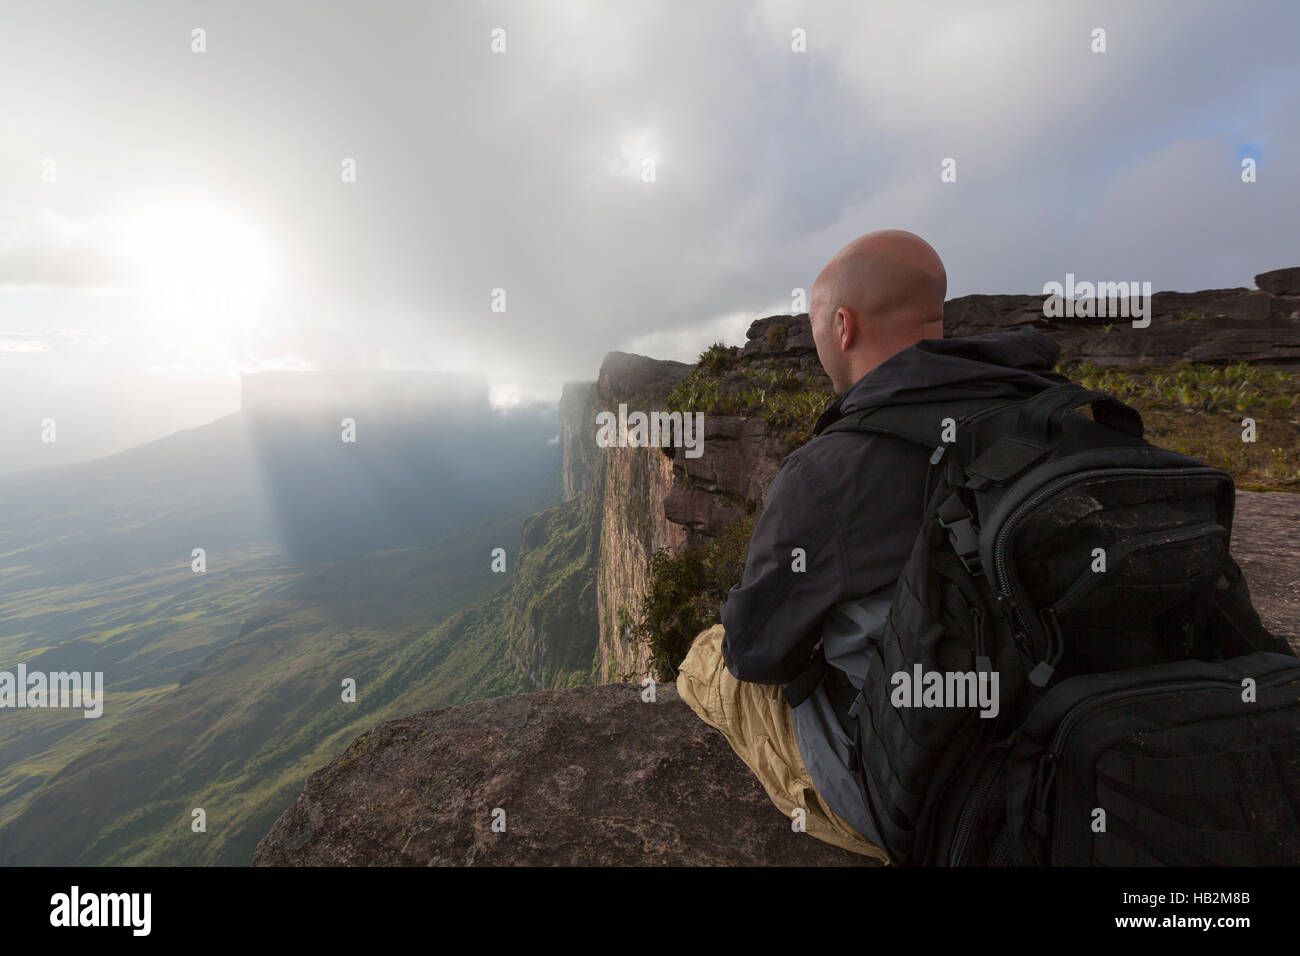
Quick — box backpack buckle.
[937,492,984,577]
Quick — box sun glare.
[121,204,274,335]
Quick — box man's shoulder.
[784,425,928,482]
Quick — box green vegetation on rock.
[1060,361,1300,492]
[504,493,603,687]
[637,517,752,681]
[667,342,835,449]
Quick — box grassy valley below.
[0,386,584,865]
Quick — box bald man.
[807,229,946,394]
[677,230,1070,860]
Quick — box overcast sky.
[1,0,1297,471]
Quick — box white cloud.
[0,210,141,291]
[0,333,50,353]
[616,309,756,363]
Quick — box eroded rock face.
[252,683,869,867]
[254,492,1298,866]
[595,351,691,406]
[559,382,598,503]
[1256,267,1300,297]
[942,279,1300,367]
[663,416,787,537]
[595,440,685,680]
[743,314,823,368]
[586,352,693,680]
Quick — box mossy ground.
[1061,361,1300,492]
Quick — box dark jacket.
[720,326,1072,684]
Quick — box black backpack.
[815,382,1299,866]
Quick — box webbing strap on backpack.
[818,397,1022,450]
[1017,383,1145,441]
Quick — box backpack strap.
[782,645,829,708]
[782,642,864,735]
[818,405,942,450]
[1213,556,1293,656]
[818,397,1018,451]
[1018,383,1144,441]
[820,397,1022,578]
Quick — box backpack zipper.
[948,746,1008,865]
[1028,606,1066,687]
[1049,521,1227,616]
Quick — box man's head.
[808,230,946,393]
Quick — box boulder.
[1256,267,1300,297]
[253,682,870,866]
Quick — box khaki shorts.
[675,624,891,864]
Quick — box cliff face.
[595,438,684,679]
[559,341,822,681]
[662,317,820,537]
[558,382,598,504]
[566,353,691,680]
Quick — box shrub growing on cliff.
[637,518,753,681]
[667,346,834,450]
[697,342,739,374]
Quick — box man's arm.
[720,451,846,684]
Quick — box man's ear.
[837,307,857,351]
